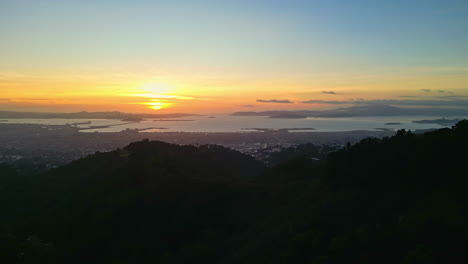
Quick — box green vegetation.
[1,121,467,263]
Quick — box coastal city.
[0,122,397,167]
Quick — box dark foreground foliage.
[1,121,467,263]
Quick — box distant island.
[268,113,308,119]
[0,111,199,122]
[384,122,402,125]
[375,127,394,131]
[69,121,92,126]
[232,105,468,118]
[412,118,462,126]
[120,117,145,122]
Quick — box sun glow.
[131,94,194,100]
[120,83,195,110]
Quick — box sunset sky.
[1,0,468,114]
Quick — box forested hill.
[1,121,467,263]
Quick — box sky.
[1,0,468,114]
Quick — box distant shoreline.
[153,119,194,122]
[412,118,461,126]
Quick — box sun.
[142,101,173,110]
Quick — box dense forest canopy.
[1,121,467,263]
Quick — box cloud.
[321,91,337,95]
[302,100,350,105]
[240,104,255,107]
[420,89,454,94]
[437,90,454,94]
[256,99,293,104]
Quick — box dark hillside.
[1,121,467,263]
[0,141,263,263]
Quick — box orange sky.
[1,68,467,114]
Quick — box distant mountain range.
[0,111,199,121]
[233,105,468,118]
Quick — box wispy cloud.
[437,90,453,94]
[125,93,194,100]
[240,104,255,107]
[302,100,350,105]
[420,89,454,94]
[321,91,337,95]
[257,99,293,104]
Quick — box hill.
[1,121,467,263]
